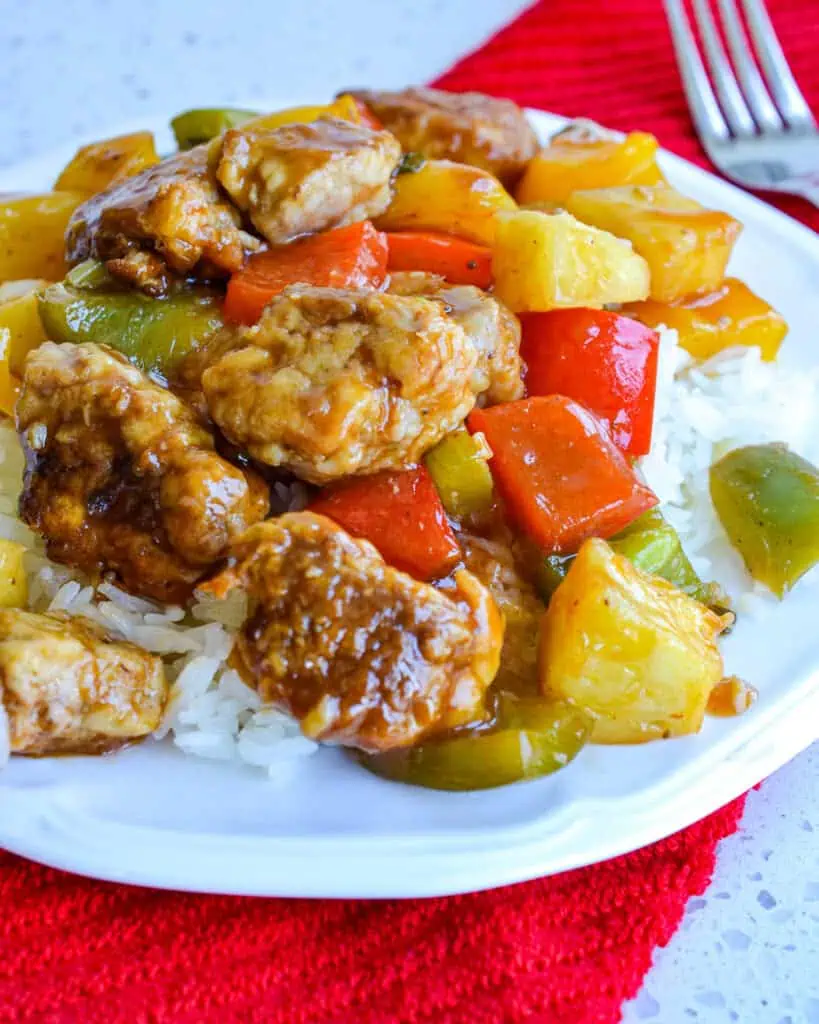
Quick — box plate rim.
[1,103,818,898]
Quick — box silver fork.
[664,0,818,207]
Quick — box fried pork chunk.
[214,116,402,244]
[207,512,503,752]
[0,609,167,756]
[201,285,483,483]
[66,145,252,295]
[17,342,269,603]
[388,272,524,405]
[348,86,539,186]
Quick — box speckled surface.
[1,1,817,1019]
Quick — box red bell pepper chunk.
[520,309,660,456]
[309,466,461,581]
[385,231,493,289]
[468,396,658,553]
[351,98,383,130]
[223,221,388,325]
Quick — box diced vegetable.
[375,159,517,245]
[244,94,366,133]
[223,221,388,325]
[566,185,742,302]
[0,330,17,417]
[309,466,461,581]
[520,308,659,456]
[38,268,224,378]
[0,193,86,283]
[491,210,650,313]
[516,132,664,206]
[171,108,258,149]
[0,281,47,375]
[624,277,787,362]
[540,538,727,743]
[54,131,159,194]
[710,443,819,597]
[425,429,494,519]
[385,231,492,289]
[357,693,591,790]
[0,539,27,608]
[468,396,658,553]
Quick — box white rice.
[0,324,816,773]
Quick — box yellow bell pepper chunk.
[244,94,365,133]
[0,538,27,608]
[516,132,664,206]
[0,282,47,375]
[0,329,17,417]
[624,277,787,362]
[540,537,727,744]
[54,131,160,195]
[566,185,742,302]
[0,193,86,283]
[375,159,517,245]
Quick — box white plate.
[0,106,818,899]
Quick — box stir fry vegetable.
[537,509,720,607]
[624,278,788,362]
[310,466,461,581]
[385,232,492,288]
[424,428,494,519]
[54,131,159,194]
[0,281,47,376]
[521,308,659,456]
[468,396,658,553]
[171,108,258,149]
[358,693,591,790]
[491,209,650,312]
[516,131,664,206]
[223,221,388,324]
[0,540,27,609]
[566,185,742,302]
[710,443,819,597]
[375,159,517,245]
[0,193,86,283]
[38,263,224,377]
[541,538,727,743]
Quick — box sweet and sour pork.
[17,342,269,603]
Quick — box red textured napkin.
[1,3,816,1022]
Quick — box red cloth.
[434,0,818,231]
[2,3,816,1022]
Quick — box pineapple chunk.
[516,132,664,206]
[624,277,787,362]
[0,281,47,376]
[539,538,727,744]
[566,185,742,302]
[492,209,650,313]
[375,159,517,245]
[54,131,160,195]
[0,539,27,608]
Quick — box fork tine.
[717,0,783,132]
[664,0,730,144]
[741,0,816,129]
[692,0,756,136]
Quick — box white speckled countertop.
[1,1,817,1019]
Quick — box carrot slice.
[309,467,461,581]
[386,231,492,288]
[468,396,657,553]
[223,221,389,325]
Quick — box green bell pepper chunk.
[424,429,494,519]
[38,263,223,378]
[356,694,591,791]
[171,108,258,150]
[710,442,819,597]
[536,509,724,608]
